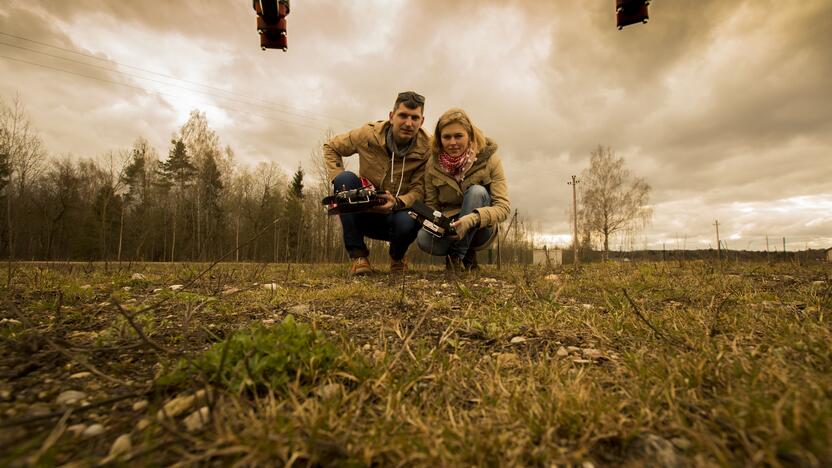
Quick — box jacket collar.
[371,120,430,156]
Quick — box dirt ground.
[1,260,830,466]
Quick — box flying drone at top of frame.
[254,0,649,52]
[616,0,650,30]
[253,0,289,51]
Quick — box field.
[1,259,831,466]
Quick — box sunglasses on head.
[398,91,425,105]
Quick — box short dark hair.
[393,91,425,114]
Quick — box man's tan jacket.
[323,120,430,208]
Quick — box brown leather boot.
[350,257,372,275]
[390,256,408,274]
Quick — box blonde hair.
[431,108,487,157]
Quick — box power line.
[0,53,330,132]
[0,39,339,127]
[0,30,354,126]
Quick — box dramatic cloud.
[1,0,829,249]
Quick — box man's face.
[388,104,424,144]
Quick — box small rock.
[70,372,92,379]
[152,288,163,293]
[581,304,594,309]
[157,394,196,420]
[582,348,604,359]
[56,390,87,405]
[169,284,184,291]
[132,400,148,412]
[544,274,561,282]
[67,423,87,437]
[122,286,132,291]
[440,283,449,288]
[362,343,371,350]
[108,434,132,458]
[510,336,527,344]
[262,318,276,325]
[566,346,581,353]
[80,284,92,289]
[635,434,683,468]
[812,280,826,287]
[25,403,51,417]
[82,423,105,438]
[0,318,22,326]
[289,304,310,315]
[131,273,146,280]
[262,283,280,291]
[556,346,569,358]
[315,383,343,400]
[582,462,595,468]
[482,278,498,283]
[184,406,210,432]
[136,418,151,431]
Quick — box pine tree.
[283,166,305,261]
[198,151,224,259]
[160,138,196,261]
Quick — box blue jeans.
[416,185,494,259]
[333,171,419,260]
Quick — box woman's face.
[440,122,470,155]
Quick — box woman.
[417,108,510,270]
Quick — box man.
[323,91,430,275]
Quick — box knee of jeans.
[466,184,489,201]
[392,211,417,234]
[416,230,441,254]
[332,171,360,191]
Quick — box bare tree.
[578,145,652,258]
[0,94,45,269]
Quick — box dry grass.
[1,259,830,466]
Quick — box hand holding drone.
[322,177,389,215]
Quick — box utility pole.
[568,175,580,267]
[782,237,786,253]
[714,220,721,261]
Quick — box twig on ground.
[111,297,177,356]
[28,408,72,465]
[6,299,131,386]
[621,288,690,350]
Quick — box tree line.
[0,95,534,264]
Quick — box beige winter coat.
[424,138,511,228]
[323,121,430,208]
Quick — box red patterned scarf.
[439,146,475,181]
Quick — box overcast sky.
[1,0,830,250]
